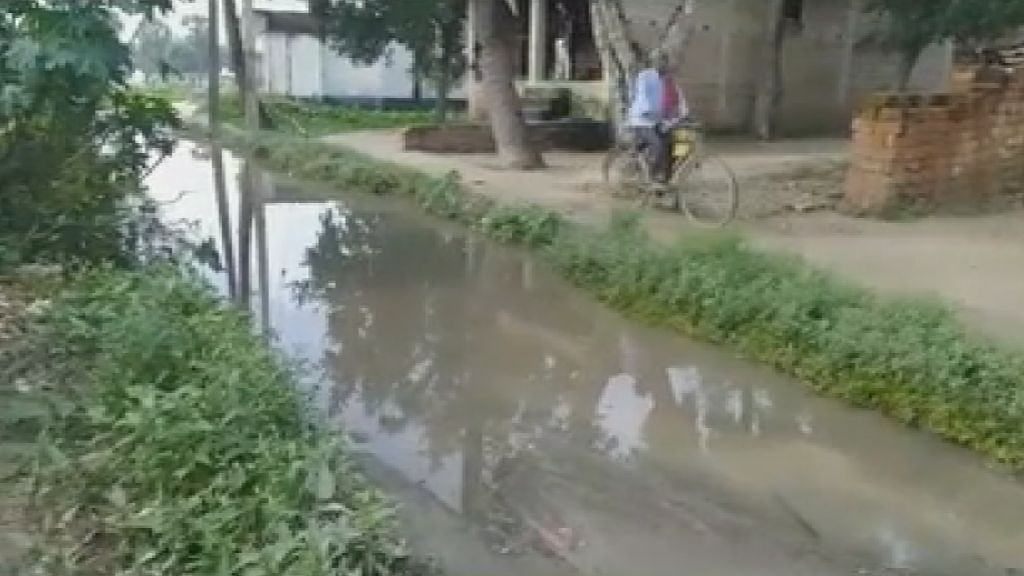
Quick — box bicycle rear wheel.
[674,154,739,227]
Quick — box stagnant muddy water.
[150,142,1024,576]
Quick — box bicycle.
[602,120,739,227]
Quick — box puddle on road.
[150,142,1024,576]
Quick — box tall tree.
[866,0,1024,89]
[0,0,178,263]
[167,15,211,75]
[589,0,697,122]
[221,0,264,129]
[132,20,173,78]
[312,0,467,122]
[475,0,544,168]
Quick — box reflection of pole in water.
[254,170,271,337]
[210,143,237,299]
[237,161,255,308]
[207,0,237,299]
[460,412,485,519]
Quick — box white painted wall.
[259,32,466,101]
[287,34,324,97]
[262,33,291,95]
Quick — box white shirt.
[627,68,663,128]
[626,68,690,128]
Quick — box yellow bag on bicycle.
[672,128,696,160]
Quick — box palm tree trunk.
[477,0,545,169]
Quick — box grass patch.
[221,95,434,137]
[26,267,417,575]
[222,128,1024,470]
[130,82,196,103]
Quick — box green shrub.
[32,268,414,575]
[220,129,1024,469]
[1,3,180,265]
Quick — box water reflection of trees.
[294,206,814,555]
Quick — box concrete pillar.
[528,0,547,83]
[466,0,487,120]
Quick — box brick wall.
[843,65,1024,215]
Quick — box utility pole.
[207,0,220,133]
[240,0,260,130]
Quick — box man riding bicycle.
[626,49,691,186]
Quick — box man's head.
[649,48,670,74]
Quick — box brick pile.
[844,64,1024,215]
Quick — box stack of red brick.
[844,65,1024,215]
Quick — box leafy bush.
[222,129,1024,469]
[0,1,180,265]
[32,268,414,575]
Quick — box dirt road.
[323,130,1024,349]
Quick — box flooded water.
[150,142,1024,576]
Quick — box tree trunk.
[435,19,460,123]
[896,47,922,90]
[412,65,423,102]
[207,0,221,134]
[240,0,261,131]
[237,163,254,308]
[223,0,246,92]
[591,0,697,123]
[254,175,270,338]
[753,0,786,141]
[477,0,544,169]
[223,0,263,130]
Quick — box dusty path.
[323,130,1024,349]
[748,212,1024,348]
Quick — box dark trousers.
[630,125,671,181]
[635,126,670,183]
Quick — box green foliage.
[865,0,1024,86]
[311,0,466,120]
[479,204,562,247]
[167,15,214,75]
[31,267,415,576]
[0,0,180,265]
[131,20,173,78]
[227,129,1024,469]
[221,95,433,136]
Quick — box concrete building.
[252,0,437,104]
[468,0,953,136]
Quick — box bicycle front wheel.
[675,154,738,227]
